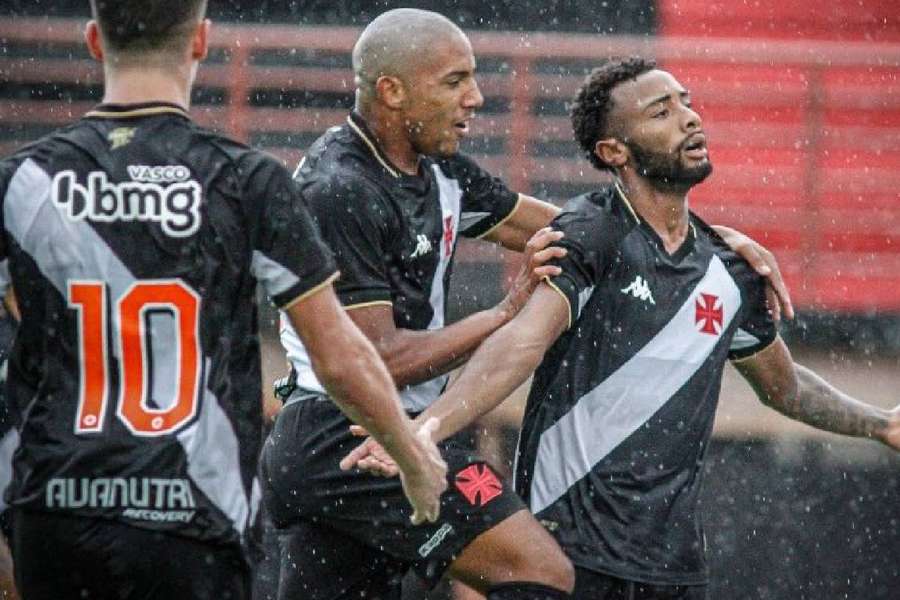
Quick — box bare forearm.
[418,320,548,443]
[379,306,509,388]
[770,364,890,440]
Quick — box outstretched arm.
[415,283,570,443]
[733,338,899,448]
[342,281,569,479]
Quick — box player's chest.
[594,239,743,343]
[389,184,462,278]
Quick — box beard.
[626,139,713,192]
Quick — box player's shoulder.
[554,183,637,242]
[296,128,395,209]
[0,122,86,188]
[691,213,764,290]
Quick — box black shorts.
[12,509,250,600]
[260,395,525,596]
[574,567,707,600]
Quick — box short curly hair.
[571,56,657,172]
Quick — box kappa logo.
[410,234,433,258]
[454,463,503,507]
[620,275,656,305]
[695,293,724,335]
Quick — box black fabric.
[276,518,405,600]
[0,102,336,548]
[12,509,250,600]
[294,111,518,321]
[573,568,707,600]
[487,581,572,600]
[260,397,525,590]
[515,184,777,585]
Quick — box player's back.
[0,102,287,546]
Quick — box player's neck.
[101,62,194,110]
[618,173,690,254]
[356,105,420,175]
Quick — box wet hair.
[570,56,657,172]
[89,0,207,54]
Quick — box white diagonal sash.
[530,255,741,514]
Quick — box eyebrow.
[642,90,691,110]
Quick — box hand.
[398,417,448,525]
[339,418,448,524]
[340,425,400,477]
[712,225,794,322]
[879,405,900,451]
[498,227,566,320]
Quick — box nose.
[464,78,484,109]
[682,103,702,132]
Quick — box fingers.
[357,456,398,477]
[765,285,781,324]
[530,246,567,266]
[409,500,440,525]
[339,439,372,471]
[769,275,795,321]
[524,227,564,256]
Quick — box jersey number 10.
[68,280,201,437]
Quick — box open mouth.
[682,133,708,158]
[454,117,473,136]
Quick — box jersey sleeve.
[728,272,778,361]
[543,209,617,329]
[300,173,394,308]
[242,154,339,309]
[438,154,520,239]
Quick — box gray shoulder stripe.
[251,251,302,298]
[459,211,492,232]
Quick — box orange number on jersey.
[69,281,109,433]
[69,280,202,436]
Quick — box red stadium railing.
[1,18,899,312]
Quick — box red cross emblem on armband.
[443,215,455,256]
[454,464,503,507]
[695,293,724,335]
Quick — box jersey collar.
[347,112,404,179]
[85,101,190,120]
[614,179,697,262]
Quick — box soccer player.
[344,57,900,600]
[0,263,19,600]
[0,1,446,598]
[266,9,792,600]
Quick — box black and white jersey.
[515,184,776,585]
[0,102,338,547]
[280,112,520,411]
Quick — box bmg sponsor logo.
[52,168,201,237]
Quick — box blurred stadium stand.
[1,3,898,598]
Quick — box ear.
[191,18,211,61]
[85,20,104,62]
[594,137,628,170]
[375,75,406,110]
